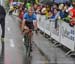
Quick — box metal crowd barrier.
[37,14,75,55]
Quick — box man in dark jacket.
[0,5,6,41]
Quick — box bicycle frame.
[24,29,33,57]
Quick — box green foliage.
[5,0,9,7]
[18,0,23,2]
[72,0,75,2]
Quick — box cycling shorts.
[25,21,34,30]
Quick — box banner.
[37,15,75,51]
[44,19,50,35]
[61,21,75,51]
[50,20,61,42]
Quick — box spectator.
[33,4,38,11]
[0,5,6,41]
[45,5,50,18]
[36,5,41,14]
[26,1,31,9]
[51,3,58,12]
[65,1,72,12]
[59,4,66,19]
[69,1,75,26]
[41,5,46,15]
[69,1,75,18]
[50,8,60,30]
[50,8,60,20]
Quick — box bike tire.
[24,33,31,57]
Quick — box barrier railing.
[37,14,46,32]
[50,19,61,43]
[60,21,75,55]
[37,14,75,55]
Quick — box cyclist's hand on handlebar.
[22,26,29,34]
[34,26,38,31]
[24,26,29,30]
[34,27,38,34]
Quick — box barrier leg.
[48,36,52,41]
[65,50,72,56]
[68,51,75,56]
[51,39,62,47]
[55,43,62,47]
[43,32,46,37]
[44,33,50,38]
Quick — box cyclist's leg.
[22,21,30,46]
[23,27,30,57]
[25,22,34,39]
[24,22,34,52]
[23,26,30,45]
[28,24,34,52]
[27,30,33,52]
[23,27,29,33]
[23,29,33,56]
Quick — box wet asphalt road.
[4,15,48,64]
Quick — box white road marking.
[7,27,10,31]
[22,38,24,42]
[10,39,15,48]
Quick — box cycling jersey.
[23,12,37,22]
[23,12,37,29]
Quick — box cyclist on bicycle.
[21,8,37,51]
[21,8,37,32]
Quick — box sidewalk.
[33,32,75,64]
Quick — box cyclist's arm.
[21,19,25,31]
[33,15,38,30]
[21,13,28,31]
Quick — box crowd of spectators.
[17,1,75,27]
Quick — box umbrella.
[12,2,22,6]
[40,0,53,5]
[54,0,70,3]
[12,2,17,5]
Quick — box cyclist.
[21,8,37,51]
